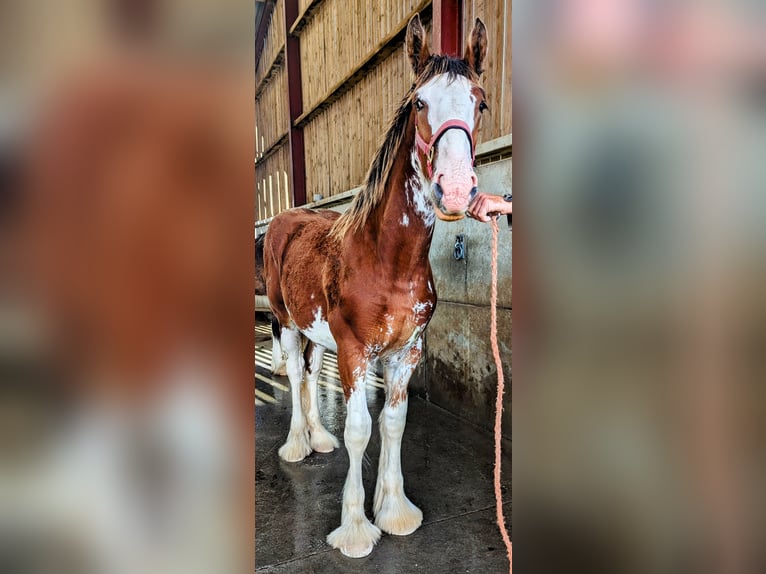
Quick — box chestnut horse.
[261,15,488,557]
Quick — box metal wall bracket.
[454,234,465,261]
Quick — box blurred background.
[0,1,253,573]
[515,0,766,572]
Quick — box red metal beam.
[283,0,307,207]
[433,0,463,57]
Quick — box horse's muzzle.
[431,181,478,222]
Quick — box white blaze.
[417,74,476,136]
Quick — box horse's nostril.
[470,186,478,200]
[433,182,444,201]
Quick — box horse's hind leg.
[302,342,339,453]
[373,340,423,536]
[277,327,312,462]
[270,316,287,376]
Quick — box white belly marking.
[302,307,337,352]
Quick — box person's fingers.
[467,197,481,217]
[468,197,486,221]
[467,193,508,222]
[476,197,492,222]
[475,206,491,222]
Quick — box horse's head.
[407,15,488,222]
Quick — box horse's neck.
[360,143,435,277]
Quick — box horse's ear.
[464,18,488,76]
[406,14,430,77]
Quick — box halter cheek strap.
[415,118,475,180]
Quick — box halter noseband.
[414,117,475,180]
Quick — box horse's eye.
[414,98,424,111]
[479,101,489,113]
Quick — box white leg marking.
[270,330,286,376]
[326,383,381,558]
[374,342,423,535]
[302,344,339,453]
[277,328,312,462]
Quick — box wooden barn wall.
[255,142,292,221]
[464,0,511,141]
[303,43,413,200]
[299,0,427,112]
[255,0,289,222]
[255,65,288,158]
[255,0,285,88]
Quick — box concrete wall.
[410,154,511,440]
[255,141,512,440]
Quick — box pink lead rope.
[490,217,512,572]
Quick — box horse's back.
[264,208,339,268]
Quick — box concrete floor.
[255,323,512,573]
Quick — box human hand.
[467,192,512,222]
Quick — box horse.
[261,14,489,558]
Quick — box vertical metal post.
[433,0,463,57]
[283,0,307,207]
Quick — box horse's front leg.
[326,347,381,558]
[374,339,423,536]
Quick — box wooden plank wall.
[297,0,313,14]
[255,0,290,221]
[299,3,432,200]
[255,143,292,221]
[256,0,285,88]
[299,0,424,112]
[303,41,417,200]
[463,0,511,142]
[255,65,288,159]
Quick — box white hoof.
[326,518,381,558]
[310,426,340,453]
[374,494,423,536]
[278,430,311,462]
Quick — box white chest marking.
[408,152,435,227]
[413,301,432,315]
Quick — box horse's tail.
[255,233,267,297]
[255,233,274,311]
[256,232,285,374]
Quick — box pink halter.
[415,117,475,180]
